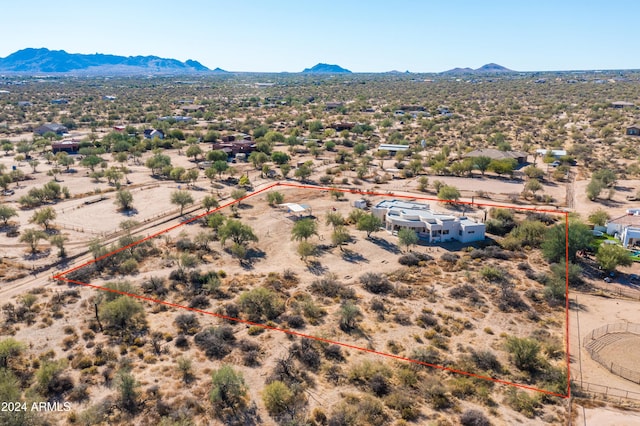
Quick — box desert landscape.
[1,67,640,426]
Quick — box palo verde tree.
[114,189,134,211]
[219,219,258,248]
[170,190,194,215]
[356,214,383,238]
[291,218,318,242]
[19,228,47,253]
[398,228,418,252]
[29,206,56,230]
[210,365,249,419]
[541,220,592,263]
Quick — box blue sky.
[1,0,637,72]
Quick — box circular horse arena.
[584,323,640,384]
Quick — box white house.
[372,199,485,244]
[606,212,640,247]
[536,149,567,158]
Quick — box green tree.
[208,213,225,233]
[33,359,66,396]
[339,301,361,331]
[30,206,56,230]
[437,185,461,203]
[212,160,229,179]
[267,191,284,206]
[524,179,543,198]
[291,218,317,241]
[238,287,284,321]
[116,369,139,413]
[523,165,545,180]
[597,244,633,273]
[0,205,17,226]
[206,150,228,162]
[541,220,592,263]
[398,228,418,252]
[0,338,25,368]
[100,296,145,331]
[271,151,290,165]
[297,241,317,261]
[263,381,295,417]
[210,365,248,417]
[49,234,68,258]
[488,158,516,177]
[170,190,194,215]
[145,152,171,175]
[294,164,312,181]
[356,214,383,238]
[114,189,134,211]
[417,176,429,192]
[202,195,219,212]
[326,211,345,230]
[186,144,203,161]
[473,156,492,176]
[219,219,258,247]
[505,336,540,372]
[332,226,351,251]
[588,209,609,226]
[81,155,102,171]
[586,178,604,201]
[19,228,47,253]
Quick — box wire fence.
[589,282,640,301]
[583,323,640,384]
[572,380,640,403]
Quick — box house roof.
[627,124,640,130]
[378,144,410,151]
[463,148,527,160]
[608,214,640,227]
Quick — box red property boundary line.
[53,182,570,399]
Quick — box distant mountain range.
[441,63,513,75]
[302,63,352,73]
[0,48,211,74]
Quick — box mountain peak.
[0,48,212,75]
[441,63,513,75]
[302,63,352,73]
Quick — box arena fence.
[583,323,640,384]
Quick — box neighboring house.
[372,199,485,244]
[463,148,528,164]
[211,140,256,156]
[535,149,567,159]
[158,115,192,122]
[606,211,640,247]
[378,144,410,155]
[331,122,355,131]
[34,123,68,136]
[611,101,635,108]
[181,105,205,112]
[103,95,117,101]
[51,140,79,154]
[325,102,344,110]
[627,124,640,136]
[17,101,32,107]
[50,98,68,104]
[144,129,164,140]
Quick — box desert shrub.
[188,295,210,309]
[310,274,353,298]
[440,252,459,263]
[471,350,502,373]
[504,388,540,418]
[369,373,390,396]
[483,245,512,259]
[393,312,412,325]
[329,395,388,426]
[262,380,296,417]
[384,391,419,420]
[449,284,482,303]
[421,377,453,409]
[480,266,506,283]
[210,365,248,418]
[460,409,492,426]
[223,303,240,324]
[398,252,433,266]
[285,314,305,329]
[498,287,528,312]
[238,287,284,322]
[100,296,145,331]
[175,238,194,252]
[194,326,235,359]
[292,339,321,370]
[324,344,344,361]
[239,339,261,366]
[141,276,168,297]
[118,258,139,275]
[505,336,540,372]
[348,360,392,385]
[360,272,393,294]
[338,301,361,332]
[410,346,442,367]
[174,334,189,349]
[416,312,438,328]
[68,382,90,403]
[174,313,200,335]
[34,359,73,397]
